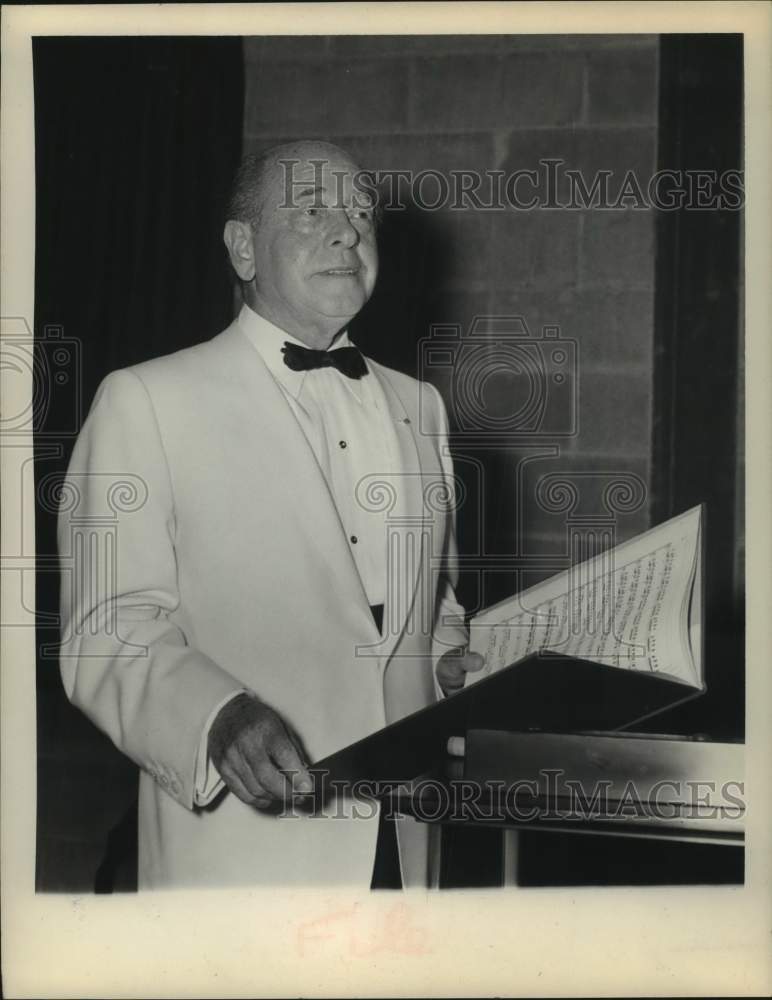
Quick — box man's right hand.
[208,693,313,810]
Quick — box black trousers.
[367,603,402,890]
[370,811,402,890]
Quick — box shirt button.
[339,440,347,449]
[350,535,358,544]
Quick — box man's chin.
[314,294,370,322]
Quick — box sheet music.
[467,506,702,689]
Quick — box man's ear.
[223,220,256,282]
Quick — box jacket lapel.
[366,363,430,662]
[210,324,435,658]
[212,322,378,638]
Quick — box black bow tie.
[281,340,368,380]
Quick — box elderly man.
[58,140,482,889]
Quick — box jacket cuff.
[192,689,249,807]
[432,608,469,700]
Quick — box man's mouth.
[318,267,360,276]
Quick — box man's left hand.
[435,646,484,697]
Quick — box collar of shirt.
[237,302,367,405]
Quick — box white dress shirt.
[237,303,401,605]
[194,303,403,802]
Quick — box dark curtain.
[649,34,744,740]
[33,36,244,891]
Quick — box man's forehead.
[257,151,374,212]
[277,155,363,185]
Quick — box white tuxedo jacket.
[58,318,468,888]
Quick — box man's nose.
[327,210,359,248]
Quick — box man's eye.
[302,204,332,218]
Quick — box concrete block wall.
[243,35,659,592]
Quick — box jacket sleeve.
[58,369,245,809]
[425,382,469,693]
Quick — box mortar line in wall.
[243,38,661,62]
[571,281,656,294]
[243,122,658,141]
[522,523,651,542]
[563,363,654,377]
[525,450,652,462]
[432,278,653,292]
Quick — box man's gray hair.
[226,150,275,229]
[225,140,382,231]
